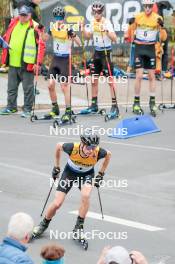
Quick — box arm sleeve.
[62,143,74,155]
[35,27,46,65]
[97,148,107,161]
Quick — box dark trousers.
[7,66,34,112]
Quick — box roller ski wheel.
[104,113,120,122]
[80,239,88,250]
[30,114,38,122]
[30,220,49,240]
[158,104,163,111]
[73,228,88,250]
[104,105,120,122]
[98,108,106,116]
[53,115,76,128]
[150,105,157,118]
[73,237,88,250]
[150,110,156,117]
[133,104,144,116]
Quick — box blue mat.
[109,115,161,139]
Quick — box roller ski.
[149,99,157,117]
[30,219,49,240]
[104,105,120,122]
[132,102,144,116]
[72,224,88,250]
[53,109,76,128]
[76,105,106,116]
[159,103,175,110]
[31,104,60,122]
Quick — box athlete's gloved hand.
[157,18,164,27]
[52,166,61,181]
[68,29,76,38]
[129,17,135,25]
[94,172,105,188]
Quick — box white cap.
[104,246,132,264]
[142,0,156,4]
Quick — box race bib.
[136,29,158,43]
[93,32,112,48]
[53,39,71,55]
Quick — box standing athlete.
[44,6,81,123]
[31,131,111,240]
[81,1,119,118]
[125,0,167,116]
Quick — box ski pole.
[80,21,90,107]
[69,41,73,123]
[158,29,164,113]
[126,42,135,113]
[97,187,104,220]
[170,47,174,106]
[100,30,118,109]
[31,31,41,119]
[40,180,55,217]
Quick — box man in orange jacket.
[0,5,45,118]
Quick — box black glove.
[67,29,76,38]
[38,23,44,30]
[129,17,135,25]
[94,172,105,188]
[52,166,60,181]
[157,18,164,27]
[157,1,173,10]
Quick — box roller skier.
[31,131,111,249]
[125,0,167,117]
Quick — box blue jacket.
[43,259,64,264]
[0,237,34,264]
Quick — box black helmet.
[92,1,105,12]
[80,130,100,147]
[53,6,66,18]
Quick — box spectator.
[0,5,45,118]
[41,243,65,264]
[0,212,34,264]
[10,0,42,23]
[97,246,148,264]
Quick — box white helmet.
[142,0,156,4]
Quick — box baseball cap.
[18,5,31,15]
[104,246,132,264]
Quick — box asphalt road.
[0,108,175,264]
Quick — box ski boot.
[105,104,120,122]
[61,108,75,124]
[78,104,98,115]
[73,223,88,250]
[30,219,50,240]
[132,102,144,115]
[0,107,18,115]
[149,99,157,117]
[44,104,60,120]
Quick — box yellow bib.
[70,143,99,168]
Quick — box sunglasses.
[144,4,153,9]
[92,10,103,15]
[86,145,96,150]
[54,16,64,21]
[19,14,28,16]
